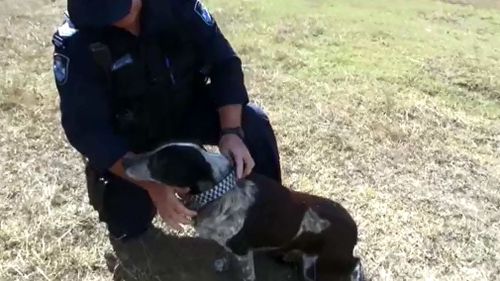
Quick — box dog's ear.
[194,154,216,183]
[148,145,215,187]
[190,157,217,194]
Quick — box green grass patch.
[211,0,500,119]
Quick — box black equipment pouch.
[89,42,113,85]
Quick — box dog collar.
[188,170,237,211]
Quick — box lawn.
[0,0,499,280]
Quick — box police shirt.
[52,0,249,172]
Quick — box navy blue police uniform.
[52,0,281,239]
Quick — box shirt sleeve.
[53,35,129,172]
[171,0,249,107]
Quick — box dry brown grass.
[1,0,499,280]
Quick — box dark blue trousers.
[91,102,281,239]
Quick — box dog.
[122,142,364,281]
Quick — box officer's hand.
[145,183,197,231]
[219,134,255,179]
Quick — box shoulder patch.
[58,21,77,37]
[53,53,70,85]
[52,19,78,49]
[194,0,214,26]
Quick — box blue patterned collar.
[188,170,237,211]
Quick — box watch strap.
[220,127,245,140]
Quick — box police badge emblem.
[194,0,214,26]
[53,53,70,85]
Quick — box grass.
[1,0,499,280]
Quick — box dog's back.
[287,190,359,279]
[224,173,359,280]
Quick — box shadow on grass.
[105,227,301,281]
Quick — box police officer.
[52,0,281,240]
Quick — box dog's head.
[122,142,232,194]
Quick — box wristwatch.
[220,127,245,140]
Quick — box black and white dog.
[123,142,364,281]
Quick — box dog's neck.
[196,151,233,193]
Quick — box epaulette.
[52,13,79,49]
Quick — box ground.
[0,0,499,280]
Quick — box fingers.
[164,218,183,231]
[159,210,184,231]
[174,188,190,195]
[171,211,191,225]
[156,188,197,231]
[219,135,255,179]
[160,208,194,231]
[235,150,255,179]
[233,151,244,179]
[168,187,196,216]
[166,202,196,227]
[243,152,255,177]
[174,202,197,217]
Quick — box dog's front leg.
[235,251,255,281]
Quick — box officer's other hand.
[219,134,255,179]
[145,182,197,231]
